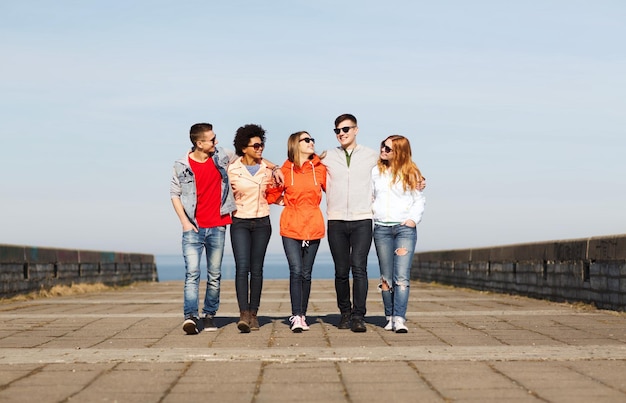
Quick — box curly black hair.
[233,124,267,156]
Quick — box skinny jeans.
[230,216,272,312]
[282,237,320,316]
[373,223,417,319]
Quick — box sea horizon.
[156,251,381,281]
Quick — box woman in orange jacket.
[274,131,327,332]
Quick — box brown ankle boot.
[250,310,259,331]
[237,310,251,333]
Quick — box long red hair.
[377,135,423,191]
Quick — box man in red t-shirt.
[170,123,236,335]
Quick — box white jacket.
[371,166,425,225]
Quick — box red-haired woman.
[372,135,425,333]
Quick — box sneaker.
[338,313,351,329]
[289,315,303,333]
[384,316,394,331]
[394,317,408,333]
[202,315,217,332]
[182,317,199,335]
[351,317,367,333]
[301,315,310,331]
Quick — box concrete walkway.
[0,279,625,402]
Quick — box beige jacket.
[227,158,279,219]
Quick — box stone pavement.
[1,279,625,403]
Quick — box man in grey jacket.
[170,123,236,335]
[323,114,379,332]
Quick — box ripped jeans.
[373,224,417,319]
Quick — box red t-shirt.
[188,156,232,228]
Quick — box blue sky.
[1,1,625,256]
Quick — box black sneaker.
[202,315,217,332]
[338,313,351,329]
[182,317,199,335]
[350,318,367,333]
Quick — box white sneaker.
[394,317,408,333]
[384,316,394,331]
[289,315,303,333]
[301,315,310,331]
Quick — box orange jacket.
[274,155,326,241]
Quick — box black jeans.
[327,219,372,318]
[230,216,272,312]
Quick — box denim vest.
[171,147,236,228]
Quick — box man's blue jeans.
[182,226,226,319]
[327,219,372,319]
[230,216,272,312]
[373,224,417,319]
[282,237,320,316]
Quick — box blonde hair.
[377,135,423,191]
[287,131,312,167]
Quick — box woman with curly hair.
[372,135,425,333]
[227,124,281,333]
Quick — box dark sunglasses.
[299,137,315,144]
[333,126,355,135]
[381,145,393,153]
[247,142,264,150]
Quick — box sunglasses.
[333,126,356,134]
[299,137,315,144]
[381,145,393,153]
[247,143,264,150]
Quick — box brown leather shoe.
[250,310,259,331]
[237,310,251,333]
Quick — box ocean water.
[156,251,380,281]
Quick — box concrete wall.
[411,234,626,311]
[0,244,158,298]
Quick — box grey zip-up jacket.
[170,147,236,228]
[323,144,379,221]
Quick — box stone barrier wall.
[411,234,626,311]
[0,244,158,298]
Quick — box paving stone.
[0,279,625,402]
